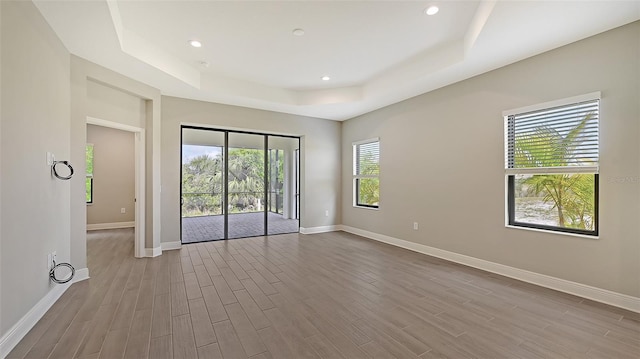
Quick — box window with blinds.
[353,139,380,208]
[504,94,599,236]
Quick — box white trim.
[72,268,90,283]
[87,116,143,133]
[502,91,601,117]
[86,117,146,259]
[145,247,162,257]
[299,225,342,234]
[161,241,182,251]
[505,225,599,240]
[340,225,640,313]
[0,283,72,358]
[352,137,379,146]
[86,221,135,231]
[505,166,599,175]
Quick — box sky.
[182,145,222,164]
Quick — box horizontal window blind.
[355,140,380,176]
[506,99,599,173]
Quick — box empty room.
[1,1,639,359]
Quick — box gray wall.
[0,0,70,335]
[161,96,342,243]
[71,56,162,265]
[86,125,135,225]
[342,21,640,297]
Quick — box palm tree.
[514,113,595,229]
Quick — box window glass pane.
[86,144,93,203]
[86,177,92,203]
[86,144,94,176]
[507,99,599,169]
[356,141,379,175]
[357,178,379,207]
[513,174,596,231]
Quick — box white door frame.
[86,117,146,258]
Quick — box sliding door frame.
[180,125,300,243]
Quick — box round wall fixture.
[189,40,202,48]
[292,28,305,36]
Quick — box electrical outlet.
[47,251,57,270]
[46,152,55,166]
[413,222,419,230]
[325,210,329,217]
[121,208,126,214]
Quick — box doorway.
[86,117,146,257]
[180,126,300,243]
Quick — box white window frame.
[353,138,380,209]
[503,92,600,237]
[86,143,94,205]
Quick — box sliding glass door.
[181,126,299,243]
[227,132,266,239]
[267,136,300,235]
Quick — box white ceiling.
[34,0,640,121]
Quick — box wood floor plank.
[246,270,278,295]
[183,272,203,300]
[220,267,245,291]
[225,302,267,357]
[189,298,217,347]
[213,320,248,358]
[149,335,173,359]
[211,274,238,305]
[201,285,229,323]
[46,319,89,359]
[123,309,152,359]
[170,280,190,317]
[74,304,118,358]
[9,229,640,359]
[196,343,223,359]
[240,278,275,311]
[256,326,295,359]
[98,328,128,359]
[234,289,271,330]
[172,314,198,359]
[151,293,171,338]
[194,264,214,287]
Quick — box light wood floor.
[8,229,640,359]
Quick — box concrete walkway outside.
[181,212,299,243]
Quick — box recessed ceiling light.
[425,5,439,16]
[189,40,202,48]
[292,28,305,36]
[321,76,331,81]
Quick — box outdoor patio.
[181,212,299,243]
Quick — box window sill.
[505,225,599,239]
[354,205,379,211]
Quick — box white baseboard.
[72,268,90,283]
[86,221,135,231]
[0,282,72,358]
[300,225,341,234]
[161,241,182,251]
[145,247,162,257]
[341,225,640,313]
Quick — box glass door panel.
[181,128,225,243]
[227,132,266,239]
[267,136,300,235]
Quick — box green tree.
[515,114,595,229]
[358,151,379,206]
